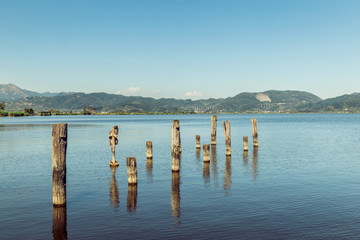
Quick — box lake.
[1,114,360,239]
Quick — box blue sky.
[0,0,359,99]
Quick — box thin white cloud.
[116,87,142,95]
[185,91,203,97]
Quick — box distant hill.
[4,83,359,113]
[0,83,74,102]
[4,87,324,113]
[298,93,360,112]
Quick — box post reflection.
[171,171,181,225]
[203,162,210,187]
[109,167,119,210]
[146,158,153,183]
[252,147,259,181]
[52,206,67,240]
[127,184,138,214]
[223,155,232,193]
[243,151,249,166]
[211,145,218,187]
[195,148,201,161]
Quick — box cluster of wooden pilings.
[51,116,259,206]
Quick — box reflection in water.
[146,158,153,183]
[243,151,249,166]
[224,156,232,194]
[52,206,67,240]
[252,147,259,181]
[195,148,201,161]
[211,145,219,188]
[203,162,210,188]
[109,167,119,210]
[127,184,138,214]
[171,172,181,225]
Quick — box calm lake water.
[1,114,360,239]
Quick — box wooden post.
[203,144,210,162]
[211,115,217,145]
[222,120,231,156]
[243,136,248,151]
[109,125,119,166]
[251,118,259,147]
[146,141,153,159]
[127,184,137,213]
[195,135,201,149]
[171,120,181,172]
[52,123,67,207]
[171,151,181,172]
[171,120,181,153]
[126,157,137,185]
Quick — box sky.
[0,0,359,100]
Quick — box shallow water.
[1,114,360,239]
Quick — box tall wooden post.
[52,123,67,207]
[211,115,217,145]
[251,118,259,147]
[146,141,153,159]
[195,135,201,149]
[171,120,181,153]
[109,126,119,167]
[243,136,249,151]
[203,144,210,162]
[172,151,181,172]
[126,157,137,185]
[171,120,181,172]
[222,120,231,156]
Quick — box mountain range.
[1,83,360,113]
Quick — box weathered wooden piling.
[52,206,67,240]
[222,120,231,156]
[126,157,137,185]
[251,118,259,147]
[203,144,210,162]
[211,115,217,145]
[109,125,119,166]
[127,184,137,213]
[171,120,181,153]
[52,123,67,207]
[146,141,153,158]
[196,135,201,149]
[243,136,249,151]
[171,151,181,172]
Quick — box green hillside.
[5,90,325,113]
